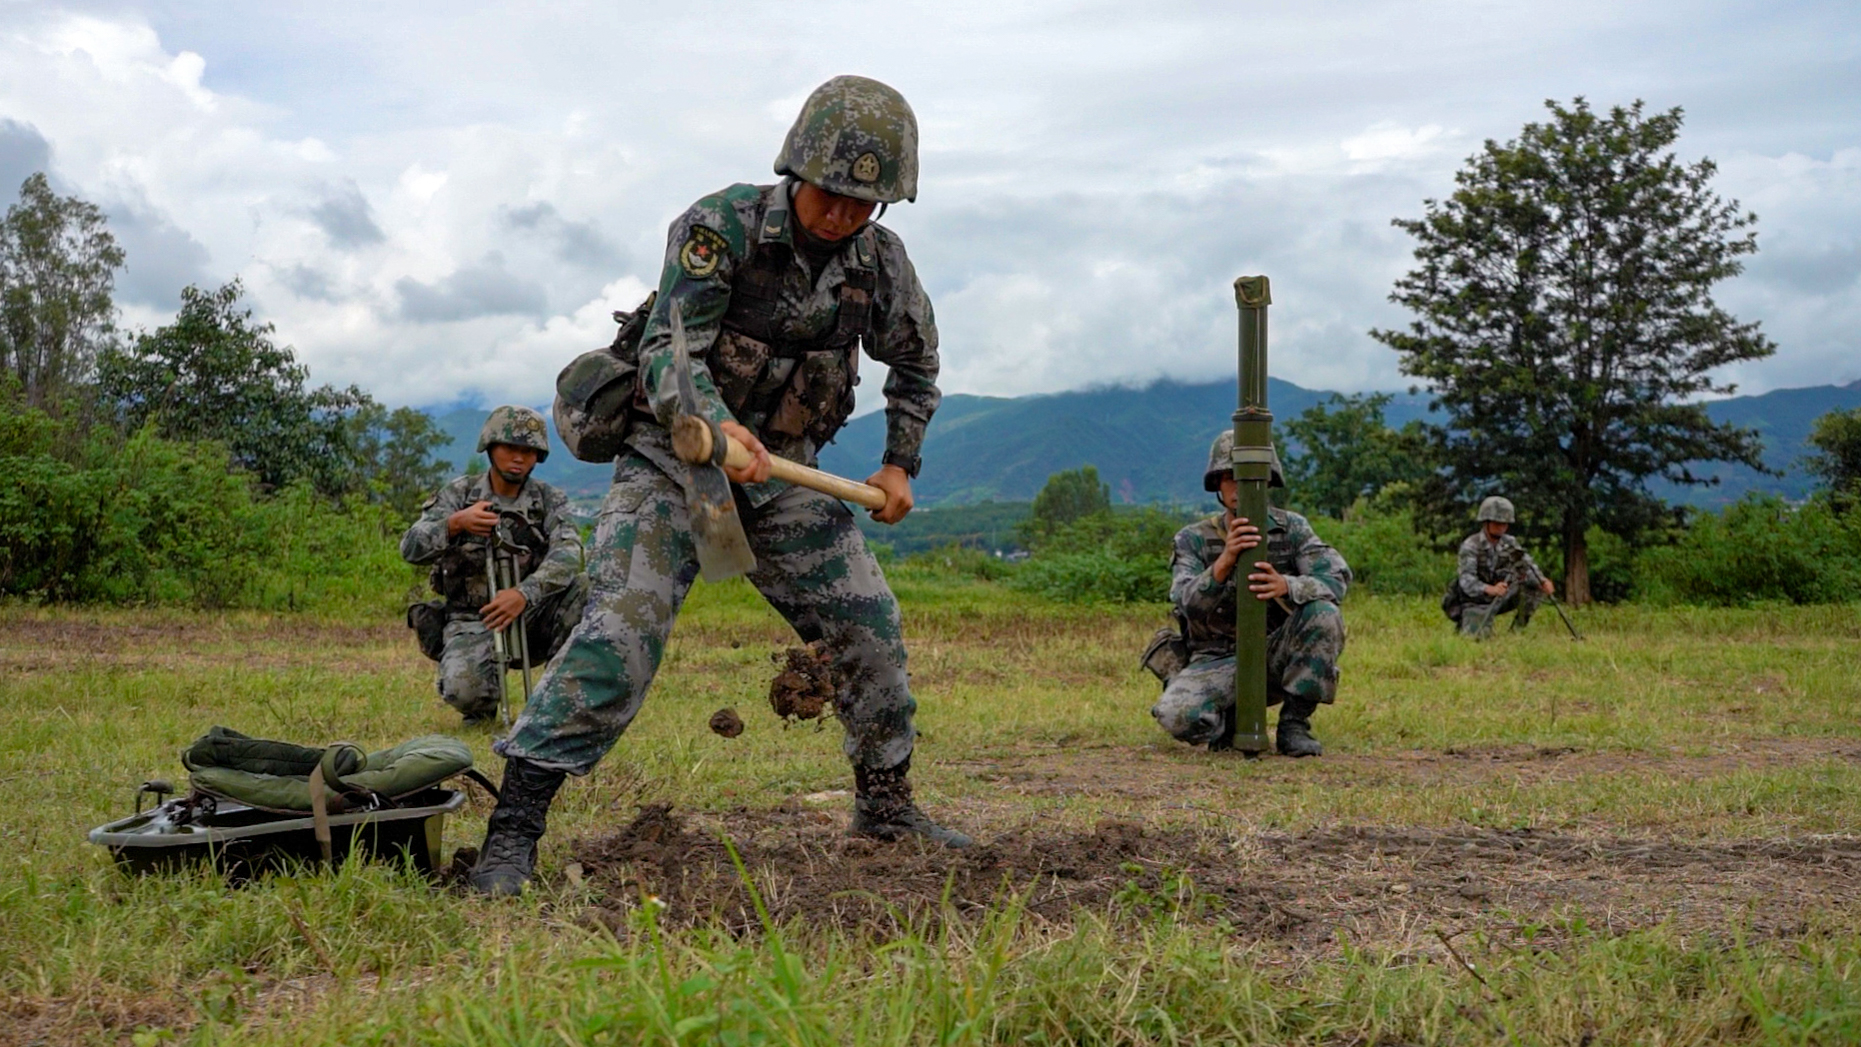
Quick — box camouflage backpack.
[553,293,654,463]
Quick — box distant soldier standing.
[400,406,587,723]
[1149,432,1351,757]
[470,76,969,897]
[1443,496,1554,636]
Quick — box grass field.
[2,567,1859,1045]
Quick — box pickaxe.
[663,301,887,583]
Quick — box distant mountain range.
[425,377,1861,511]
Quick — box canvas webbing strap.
[308,764,332,864]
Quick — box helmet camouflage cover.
[1203,430,1284,492]
[478,405,551,462]
[775,75,919,204]
[1477,495,1516,523]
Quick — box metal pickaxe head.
[667,300,756,581]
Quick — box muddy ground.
[568,802,1861,951]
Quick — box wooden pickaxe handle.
[672,417,888,511]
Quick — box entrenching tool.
[663,303,889,529]
[665,301,760,582]
[1214,275,1274,756]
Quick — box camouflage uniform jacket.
[629,180,940,507]
[1456,533,1544,599]
[399,474,583,613]
[1172,507,1351,660]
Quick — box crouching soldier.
[400,406,588,724]
[1149,432,1350,757]
[1443,496,1554,637]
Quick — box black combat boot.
[1275,699,1325,758]
[850,757,974,849]
[468,757,567,897]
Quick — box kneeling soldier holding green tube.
[1147,431,1351,757]
[400,406,588,725]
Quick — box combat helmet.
[1476,495,1515,523]
[478,405,551,462]
[775,75,919,204]
[1203,430,1285,492]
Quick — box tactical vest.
[706,190,877,458]
[1262,511,1298,633]
[430,502,551,612]
[1184,509,1301,652]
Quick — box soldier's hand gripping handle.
[672,414,889,511]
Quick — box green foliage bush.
[1635,496,1861,606]
[1322,492,1456,596]
[1011,506,1189,604]
[0,412,416,612]
[899,542,1017,583]
[0,428,257,604]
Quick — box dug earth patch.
[569,804,1861,952]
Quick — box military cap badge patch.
[851,152,880,183]
[679,226,728,279]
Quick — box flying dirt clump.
[769,642,841,723]
[708,707,745,738]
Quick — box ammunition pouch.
[554,293,654,464]
[406,599,446,662]
[770,346,860,446]
[710,227,876,457]
[1441,578,1466,622]
[1141,612,1191,685]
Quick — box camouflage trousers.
[438,576,590,720]
[497,452,915,776]
[1150,600,1344,747]
[1456,586,1543,636]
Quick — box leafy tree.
[97,279,369,493]
[1374,99,1773,604]
[339,402,453,517]
[1805,407,1861,507]
[1281,393,1432,519]
[0,173,124,412]
[1020,464,1110,546]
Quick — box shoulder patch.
[679,226,729,279]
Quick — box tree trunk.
[1563,525,1591,607]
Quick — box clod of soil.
[768,643,840,723]
[709,707,745,738]
[440,845,478,886]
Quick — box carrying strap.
[308,764,333,864]
[459,768,501,802]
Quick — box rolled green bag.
[181,726,473,813]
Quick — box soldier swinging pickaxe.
[661,301,888,582]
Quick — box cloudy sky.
[1,1,1855,412]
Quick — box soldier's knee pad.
[440,665,496,706]
[1296,600,1345,636]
